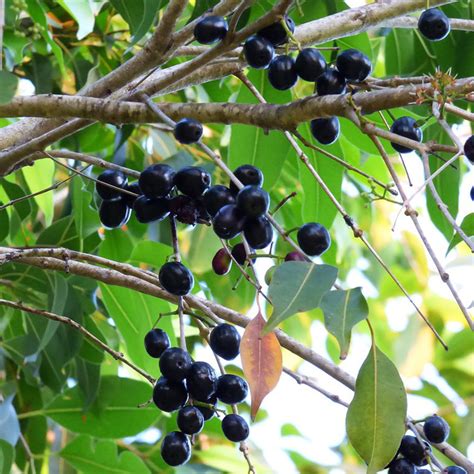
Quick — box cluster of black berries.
[144,323,249,467]
[388,415,466,474]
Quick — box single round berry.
[444,467,467,474]
[177,406,205,435]
[295,48,327,82]
[243,35,275,69]
[244,216,273,249]
[423,415,450,444]
[388,459,416,474]
[174,118,203,144]
[99,200,131,229]
[159,262,194,296]
[122,181,142,208]
[464,135,474,162]
[186,361,217,401]
[161,431,191,467]
[316,68,347,96]
[144,328,170,358]
[231,243,248,265]
[153,377,188,412]
[168,195,200,225]
[196,394,217,421]
[222,414,249,442]
[230,165,264,194]
[297,222,331,256]
[139,164,175,198]
[418,8,450,41]
[174,166,211,198]
[336,49,372,82]
[268,55,298,90]
[310,117,340,145]
[203,185,236,217]
[399,435,430,466]
[96,170,128,201]
[133,196,170,223]
[210,323,241,360]
[236,185,269,218]
[159,347,193,382]
[212,248,232,276]
[215,374,248,404]
[390,117,423,154]
[285,251,306,262]
[470,186,474,201]
[212,204,246,239]
[194,15,228,44]
[258,15,295,46]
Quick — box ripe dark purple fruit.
[268,55,298,90]
[399,435,430,466]
[203,185,236,217]
[177,406,205,435]
[168,195,201,225]
[144,328,170,358]
[161,431,191,467]
[423,415,450,443]
[210,323,241,360]
[122,181,141,208]
[196,394,217,421]
[390,117,423,153]
[444,467,467,473]
[194,15,228,44]
[336,49,372,82]
[388,459,416,474]
[174,166,211,198]
[153,377,188,412]
[418,8,450,41]
[285,251,306,262]
[222,414,249,442]
[470,186,474,201]
[297,222,331,256]
[244,216,273,249]
[159,347,193,382]
[212,204,246,239]
[295,48,327,81]
[243,35,274,69]
[316,68,347,96]
[212,248,232,275]
[215,374,248,404]
[139,163,175,198]
[159,262,194,296]
[174,118,203,144]
[133,196,170,223]
[99,200,131,229]
[96,170,128,201]
[310,117,340,145]
[464,135,474,162]
[186,361,217,401]
[230,165,264,194]
[258,15,295,46]
[236,185,269,218]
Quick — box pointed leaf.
[264,262,338,334]
[447,213,474,254]
[0,440,14,474]
[321,288,368,359]
[241,312,282,420]
[0,71,18,105]
[346,344,407,474]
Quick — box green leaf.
[61,435,150,474]
[0,204,9,242]
[321,288,368,360]
[56,0,95,39]
[0,440,14,474]
[264,262,338,334]
[72,178,100,245]
[36,216,80,249]
[0,71,18,105]
[99,228,133,263]
[45,376,159,438]
[447,213,474,254]
[346,344,407,473]
[129,240,173,268]
[76,358,101,410]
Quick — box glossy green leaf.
[0,71,18,104]
[346,344,407,473]
[56,0,95,39]
[72,178,100,245]
[76,358,101,410]
[321,288,368,359]
[0,205,9,242]
[0,440,14,474]
[447,213,474,253]
[264,262,338,334]
[36,216,80,250]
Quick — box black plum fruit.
[186,361,217,401]
[390,117,423,153]
[418,8,450,41]
[310,117,340,145]
[316,68,347,96]
[268,55,298,90]
[295,48,326,81]
[215,374,248,404]
[194,15,228,44]
[96,170,128,201]
[399,435,430,466]
[153,377,188,412]
[122,181,141,208]
[236,185,269,218]
[336,49,372,82]
[133,196,169,223]
[244,216,273,249]
[423,415,450,444]
[99,200,131,229]
[209,323,241,360]
[388,459,416,474]
[470,186,474,201]
[139,163,175,198]
[285,251,306,262]
[161,431,191,466]
[177,406,205,435]
[464,135,474,162]
[159,347,193,382]
[174,118,203,144]
[243,35,274,69]
[297,222,331,256]
[230,164,264,194]
[168,195,205,225]
[159,262,194,296]
[144,328,170,358]
[231,243,248,265]
[203,185,236,217]
[174,166,211,198]
[196,394,217,421]
[221,414,249,442]
[212,248,232,275]
[212,204,246,239]
[258,15,295,46]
